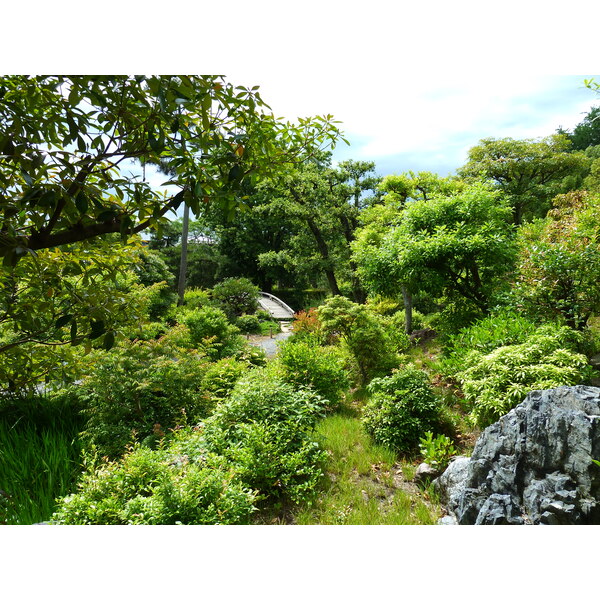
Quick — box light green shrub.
[236,314,261,334]
[418,432,457,471]
[52,438,257,525]
[363,366,440,453]
[458,327,593,427]
[202,370,329,504]
[183,287,212,310]
[440,309,540,377]
[317,295,401,383]
[275,339,349,405]
[198,358,249,402]
[182,305,244,359]
[77,338,212,458]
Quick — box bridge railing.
[258,292,295,319]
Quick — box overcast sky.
[226,73,599,177]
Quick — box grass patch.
[0,419,82,524]
[295,414,440,525]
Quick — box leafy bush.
[202,370,329,504]
[291,308,326,344]
[456,326,593,427]
[317,296,401,383]
[385,308,426,334]
[198,358,249,402]
[418,432,457,471]
[514,191,600,330]
[211,277,259,319]
[236,314,261,334]
[275,339,349,404]
[440,309,539,378]
[133,249,177,320]
[76,338,213,458]
[183,287,212,310]
[52,437,257,525]
[363,366,440,453]
[181,306,244,360]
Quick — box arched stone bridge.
[258,292,295,321]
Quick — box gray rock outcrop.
[434,386,600,525]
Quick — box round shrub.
[211,277,259,319]
[199,358,249,402]
[275,339,349,405]
[202,370,329,503]
[236,314,261,334]
[183,287,212,310]
[77,339,212,458]
[363,366,440,453]
[457,327,593,427]
[182,306,243,359]
[52,440,257,525]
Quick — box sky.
[225,73,599,177]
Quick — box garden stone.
[414,462,439,484]
[433,386,600,525]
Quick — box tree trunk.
[177,203,190,306]
[402,286,413,334]
[305,217,341,296]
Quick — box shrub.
[181,306,244,360]
[198,358,249,402]
[202,370,329,504]
[291,308,326,344]
[133,249,177,320]
[457,326,593,427]
[236,314,261,334]
[418,432,457,471]
[183,287,212,310]
[76,338,213,458]
[440,309,539,378]
[275,339,349,405]
[363,366,440,453]
[385,308,426,334]
[317,296,401,383]
[52,437,257,525]
[211,278,259,319]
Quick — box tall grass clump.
[0,418,82,524]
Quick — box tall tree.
[353,182,517,329]
[458,135,589,225]
[0,75,344,261]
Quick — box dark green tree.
[458,135,589,225]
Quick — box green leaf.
[228,165,243,182]
[75,192,89,214]
[89,320,105,339]
[55,314,72,328]
[103,330,115,350]
[70,319,78,343]
[97,209,117,222]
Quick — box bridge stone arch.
[258,292,295,320]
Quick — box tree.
[514,190,600,329]
[0,76,344,263]
[0,76,344,373]
[352,171,462,332]
[0,237,152,389]
[353,183,517,328]
[458,135,589,225]
[253,157,382,301]
[563,106,600,151]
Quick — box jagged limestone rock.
[433,386,600,525]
